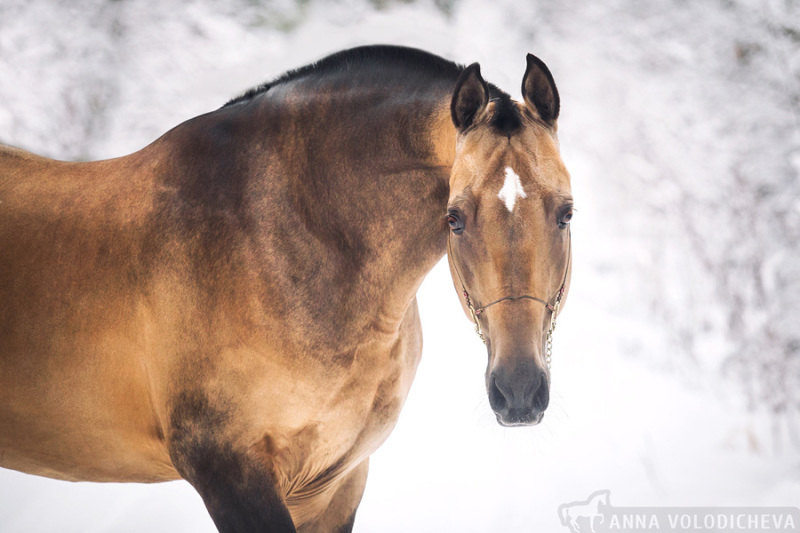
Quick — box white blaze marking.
[498,166,527,212]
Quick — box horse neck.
[245,85,456,342]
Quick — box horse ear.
[521,53,560,126]
[451,63,489,131]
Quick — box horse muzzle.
[487,358,549,426]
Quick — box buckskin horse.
[0,45,572,532]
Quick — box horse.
[0,45,572,532]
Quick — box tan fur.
[0,102,452,528]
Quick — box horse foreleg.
[170,438,296,533]
[297,459,370,533]
[167,392,296,533]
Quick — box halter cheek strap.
[447,228,571,370]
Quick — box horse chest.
[269,302,424,504]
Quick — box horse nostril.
[532,372,549,412]
[488,374,508,412]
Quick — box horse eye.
[558,208,573,229]
[446,212,464,234]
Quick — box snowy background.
[1,0,799,531]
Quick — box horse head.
[446,55,572,426]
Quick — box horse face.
[446,56,572,426]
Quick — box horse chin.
[495,410,545,427]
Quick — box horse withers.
[0,46,572,532]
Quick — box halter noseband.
[447,228,571,370]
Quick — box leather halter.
[447,228,571,358]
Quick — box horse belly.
[0,281,174,482]
[0,240,175,481]
[0,330,177,482]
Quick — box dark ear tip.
[451,62,489,130]
[464,62,482,78]
[522,53,559,125]
[525,53,550,74]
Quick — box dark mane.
[223,44,522,135]
[224,45,463,107]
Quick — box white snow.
[0,0,798,532]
